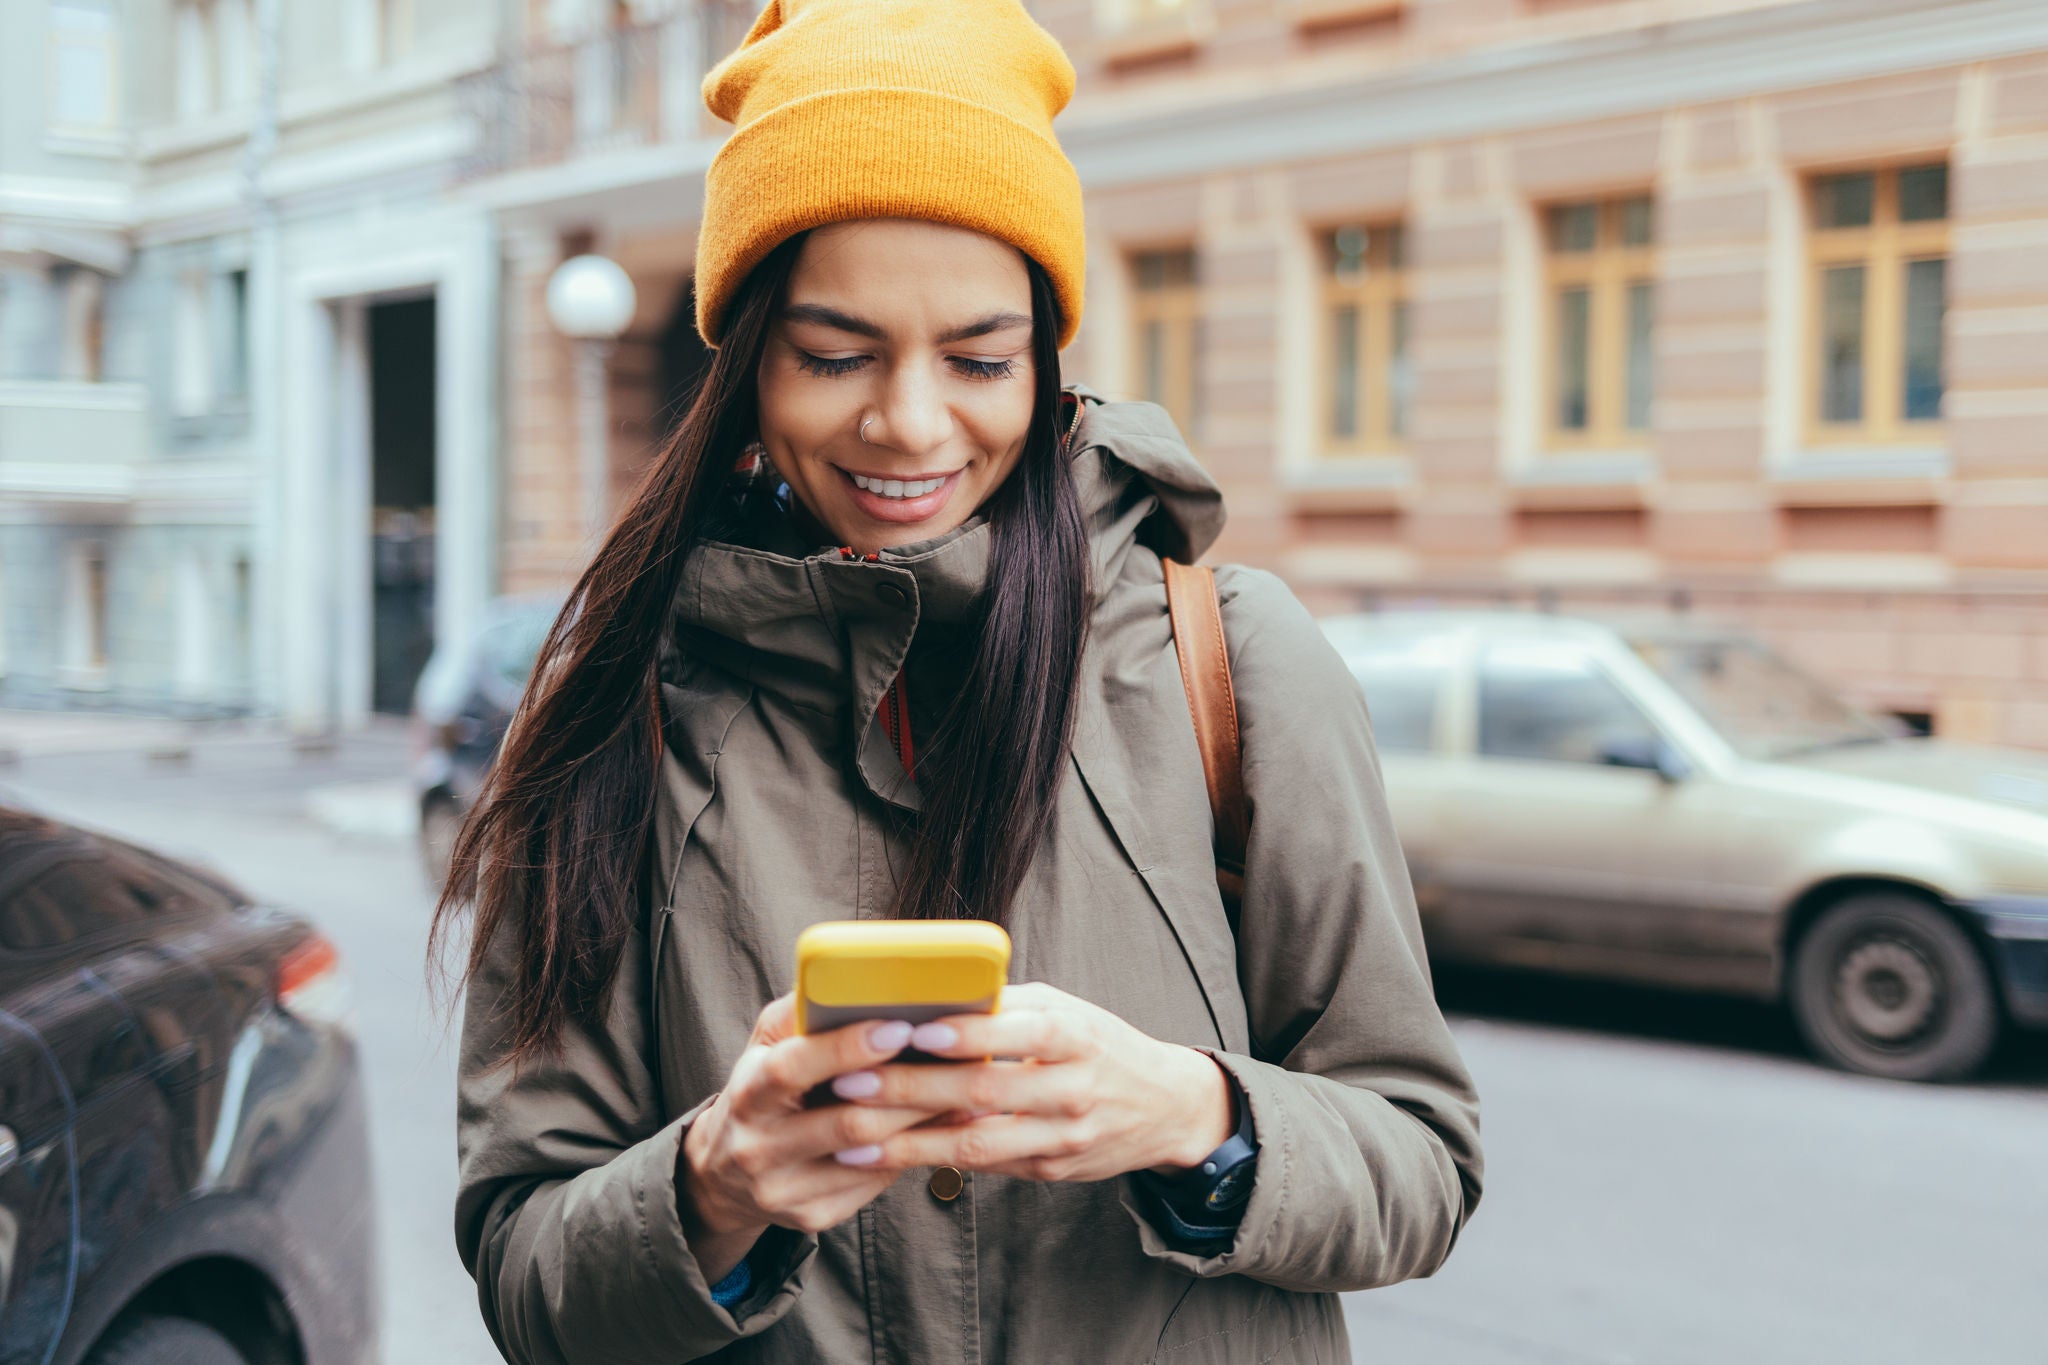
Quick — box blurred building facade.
[0,0,502,728]
[473,0,2048,751]
[8,0,2047,746]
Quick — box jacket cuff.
[640,1100,819,1342]
[1116,1048,1285,1276]
[1126,1175,1242,1255]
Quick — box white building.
[0,0,505,730]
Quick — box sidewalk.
[0,707,282,762]
[0,707,418,844]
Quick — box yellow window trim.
[1318,222,1408,458]
[1129,247,1201,445]
[1542,196,1655,453]
[1804,162,1948,447]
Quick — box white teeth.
[851,473,947,498]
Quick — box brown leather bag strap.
[1162,558,1248,913]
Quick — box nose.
[865,363,953,462]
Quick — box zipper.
[838,545,914,779]
[878,673,914,779]
[1059,387,1084,456]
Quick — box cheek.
[755,366,839,469]
[970,388,1036,479]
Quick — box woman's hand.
[677,994,950,1283]
[826,982,1236,1184]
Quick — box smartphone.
[795,920,1011,1045]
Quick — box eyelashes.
[794,352,865,378]
[953,357,1017,381]
[794,351,1018,382]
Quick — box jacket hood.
[1066,382,1225,569]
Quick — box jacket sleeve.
[1119,566,1484,1293]
[453,843,816,1364]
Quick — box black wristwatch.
[1135,1068,1258,1237]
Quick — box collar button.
[875,582,910,608]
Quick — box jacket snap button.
[928,1165,964,1202]
[875,582,910,608]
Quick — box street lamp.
[545,253,637,540]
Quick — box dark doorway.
[368,296,437,715]
[659,278,715,440]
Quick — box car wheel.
[1789,893,1999,1082]
[421,795,461,889]
[88,1315,247,1365]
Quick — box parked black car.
[411,594,562,888]
[0,807,376,1365]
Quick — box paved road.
[5,727,2044,1365]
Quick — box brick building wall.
[490,0,2048,749]
[1048,0,2048,749]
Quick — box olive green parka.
[454,385,1483,1364]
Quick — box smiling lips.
[837,466,963,524]
[850,472,948,498]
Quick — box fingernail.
[834,1144,883,1166]
[868,1020,913,1053]
[910,1022,957,1051]
[832,1070,881,1100]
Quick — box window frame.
[61,537,111,684]
[1127,245,1202,444]
[1317,221,1410,458]
[1474,640,1667,769]
[172,269,214,418]
[1540,194,1657,453]
[382,0,418,62]
[46,0,122,136]
[1337,633,1456,756]
[1804,161,1949,446]
[175,0,216,121]
[1098,0,1204,29]
[217,0,256,106]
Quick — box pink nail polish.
[835,1144,883,1166]
[910,1022,957,1051]
[868,1020,913,1052]
[833,1070,882,1100]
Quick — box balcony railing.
[0,380,147,502]
[458,4,758,182]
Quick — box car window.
[412,640,474,720]
[0,812,235,953]
[1478,641,1661,765]
[1343,635,1454,754]
[1627,635,1894,759]
[479,607,555,690]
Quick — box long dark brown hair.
[429,231,1088,1064]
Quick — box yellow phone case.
[795,920,1011,1035]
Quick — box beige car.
[1319,609,2048,1082]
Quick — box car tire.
[1789,892,2000,1082]
[421,794,461,890]
[87,1315,248,1365]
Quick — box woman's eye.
[952,356,1016,381]
[795,351,869,377]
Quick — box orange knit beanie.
[695,0,1087,349]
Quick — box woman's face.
[755,218,1039,554]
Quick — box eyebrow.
[780,303,1033,345]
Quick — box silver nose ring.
[859,415,875,445]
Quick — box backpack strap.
[1162,558,1248,916]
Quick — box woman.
[439,0,1482,1361]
